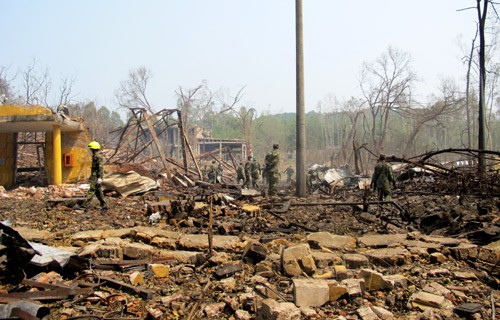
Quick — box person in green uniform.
[283,165,294,183]
[207,160,218,183]
[82,141,108,210]
[371,154,396,201]
[250,157,261,188]
[261,163,268,186]
[242,156,253,189]
[236,162,245,185]
[265,144,281,196]
[306,169,314,193]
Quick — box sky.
[2,1,479,115]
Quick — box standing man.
[371,154,396,201]
[82,141,108,210]
[207,160,218,183]
[261,163,268,186]
[216,162,223,183]
[265,144,281,196]
[283,165,294,183]
[236,162,245,185]
[306,169,315,193]
[250,157,261,188]
[242,156,253,189]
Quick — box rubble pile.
[0,172,499,319]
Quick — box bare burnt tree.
[483,28,500,149]
[234,106,260,157]
[338,98,366,166]
[176,84,207,132]
[475,0,500,173]
[315,94,338,152]
[214,86,245,115]
[460,18,499,150]
[40,74,76,110]
[18,59,74,110]
[401,79,464,157]
[458,0,499,174]
[360,46,417,156]
[57,75,77,107]
[21,59,50,106]
[176,82,245,136]
[460,30,479,148]
[116,66,154,113]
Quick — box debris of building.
[0,163,499,319]
[0,106,498,319]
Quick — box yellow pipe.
[53,125,62,185]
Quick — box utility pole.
[295,0,306,197]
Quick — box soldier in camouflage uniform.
[283,165,294,183]
[370,154,396,201]
[306,169,320,193]
[261,163,268,186]
[265,144,281,196]
[82,141,108,210]
[236,162,245,184]
[216,163,223,183]
[207,160,218,183]
[242,156,253,189]
[250,157,261,188]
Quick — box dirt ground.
[0,175,499,319]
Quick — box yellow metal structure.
[53,125,62,185]
[0,105,91,187]
[0,133,15,186]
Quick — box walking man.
[82,141,108,210]
[371,154,396,201]
[242,156,253,189]
[236,162,244,184]
[250,157,261,188]
[283,165,294,183]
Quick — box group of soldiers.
[82,139,396,209]
[236,156,261,189]
[200,144,283,196]
[234,143,282,196]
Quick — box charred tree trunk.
[477,0,488,175]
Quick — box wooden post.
[208,196,214,258]
[142,111,172,180]
[176,110,189,174]
[181,129,203,179]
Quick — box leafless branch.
[216,85,246,115]
[116,66,154,113]
[457,6,477,12]
[58,75,77,106]
[22,59,50,106]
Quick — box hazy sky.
[2,1,478,114]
